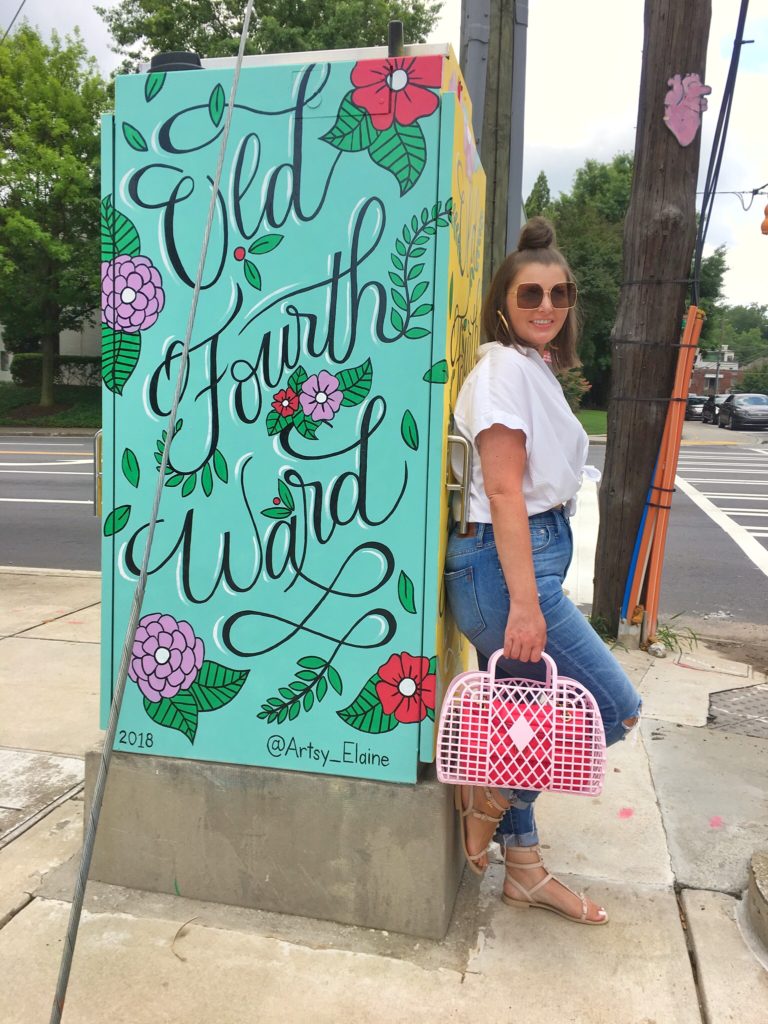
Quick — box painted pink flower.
[101,255,165,332]
[129,613,204,703]
[300,370,343,422]
[351,56,443,131]
[272,387,300,418]
[376,652,436,724]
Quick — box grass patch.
[577,409,607,435]
[0,383,101,428]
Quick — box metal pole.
[506,1,529,248]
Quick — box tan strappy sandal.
[454,786,509,876]
[502,846,608,925]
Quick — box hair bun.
[518,216,556,251]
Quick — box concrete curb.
[0,565,101,578]
[747,851,768,953]
[0,426,98,436]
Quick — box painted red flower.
[376,652,436,724]
[351,56,443,131]
[272,387,299,417]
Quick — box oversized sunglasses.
[510,282,578,309]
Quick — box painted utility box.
[100,44,484,783]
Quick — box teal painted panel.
[101,56,455,782]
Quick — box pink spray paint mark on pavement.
[663,73,711,146]
[709,816,724,829]
[618,807,634,819]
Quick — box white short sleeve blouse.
[450,342,590,519]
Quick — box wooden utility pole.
[461,0,528,291]
[592,0,711,632]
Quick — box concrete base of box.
[84,750,466,940]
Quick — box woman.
[444,217,641,926]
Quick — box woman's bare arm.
[477,424,546,662]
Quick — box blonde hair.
[481,216,581,372]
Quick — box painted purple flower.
[129,613,204,703]
[101,255,165,333]
[300,370,344,422]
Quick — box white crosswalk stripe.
[677,445,768,558]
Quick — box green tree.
[0,26,107,406]
[549,154,633,405]
[694,243,727,323]
[740,363,768,394]
[525,170,551,218]
[97,0,443,72]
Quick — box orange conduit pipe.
[642,307,705,639]
[624,308,700,619]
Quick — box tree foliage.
[97,0,444,72]
[0,26,107,405]
[740,363,768,394]
[524,170,550,219]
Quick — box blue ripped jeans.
[444,508,642,849]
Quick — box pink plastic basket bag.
[436,651,606,795]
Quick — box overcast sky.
[6,0,766,306]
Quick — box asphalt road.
[0,434,100,571]
[1,423,767,626]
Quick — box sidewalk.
[1,565,767,1023]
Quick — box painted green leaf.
[298,655,326,669]
[389,271,404,288]
[277,705,289,724]
[391,253,403,271]
[321,92,378,152]
[294,412,319,440]
[154,451,163,465]
[408,263,425,280]
[102,325,141,395]
[181,473,196,497]
[248,234,283,255]
[100,196,140,261]
[428,655,438,675]
[266,410,284,435]
[201,462,213,497]
[278,478,294,511]
[398,570,417,614]
[288,702,301,721]
[103,504,131,537]
[145,71,166,102]
[188,661,248,712]
[426,706,435,721]
[328,665,343,695]
[395,238,406,256]
[165,473,184,487]
[411,215,419,233]
[121,448,140,488]
[279,687,295,701]
[423,360,449,384]
[213,449,228,483]
[391,289,407,311]
[208,83,226,127]
[411,281,429,302]
[390,308,404,333]
[401,410,419,450]
[122,122,148,152]
[403,225,411,243]
[316,676,328,701]
[143,692,198,743]
[295,671,317,682]
[243,260,262,290]
[368,122,427,195]
[412,303,433,318]
[261,507,292,519]
[287,366,308,393]
[337,358,373,407]
[302,690,315,713]
[337,676,399,734]
[411,246,427,257]
[405,327,430,340]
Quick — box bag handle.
[485,649,558,685]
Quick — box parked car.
[701,393,730,424]
[685,395,706,420]
[718,393,768,430]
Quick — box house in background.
[689,345,743,395]
[0,322,101,383]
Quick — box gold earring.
[496,309,511,335]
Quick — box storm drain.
[708,684,768,740]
